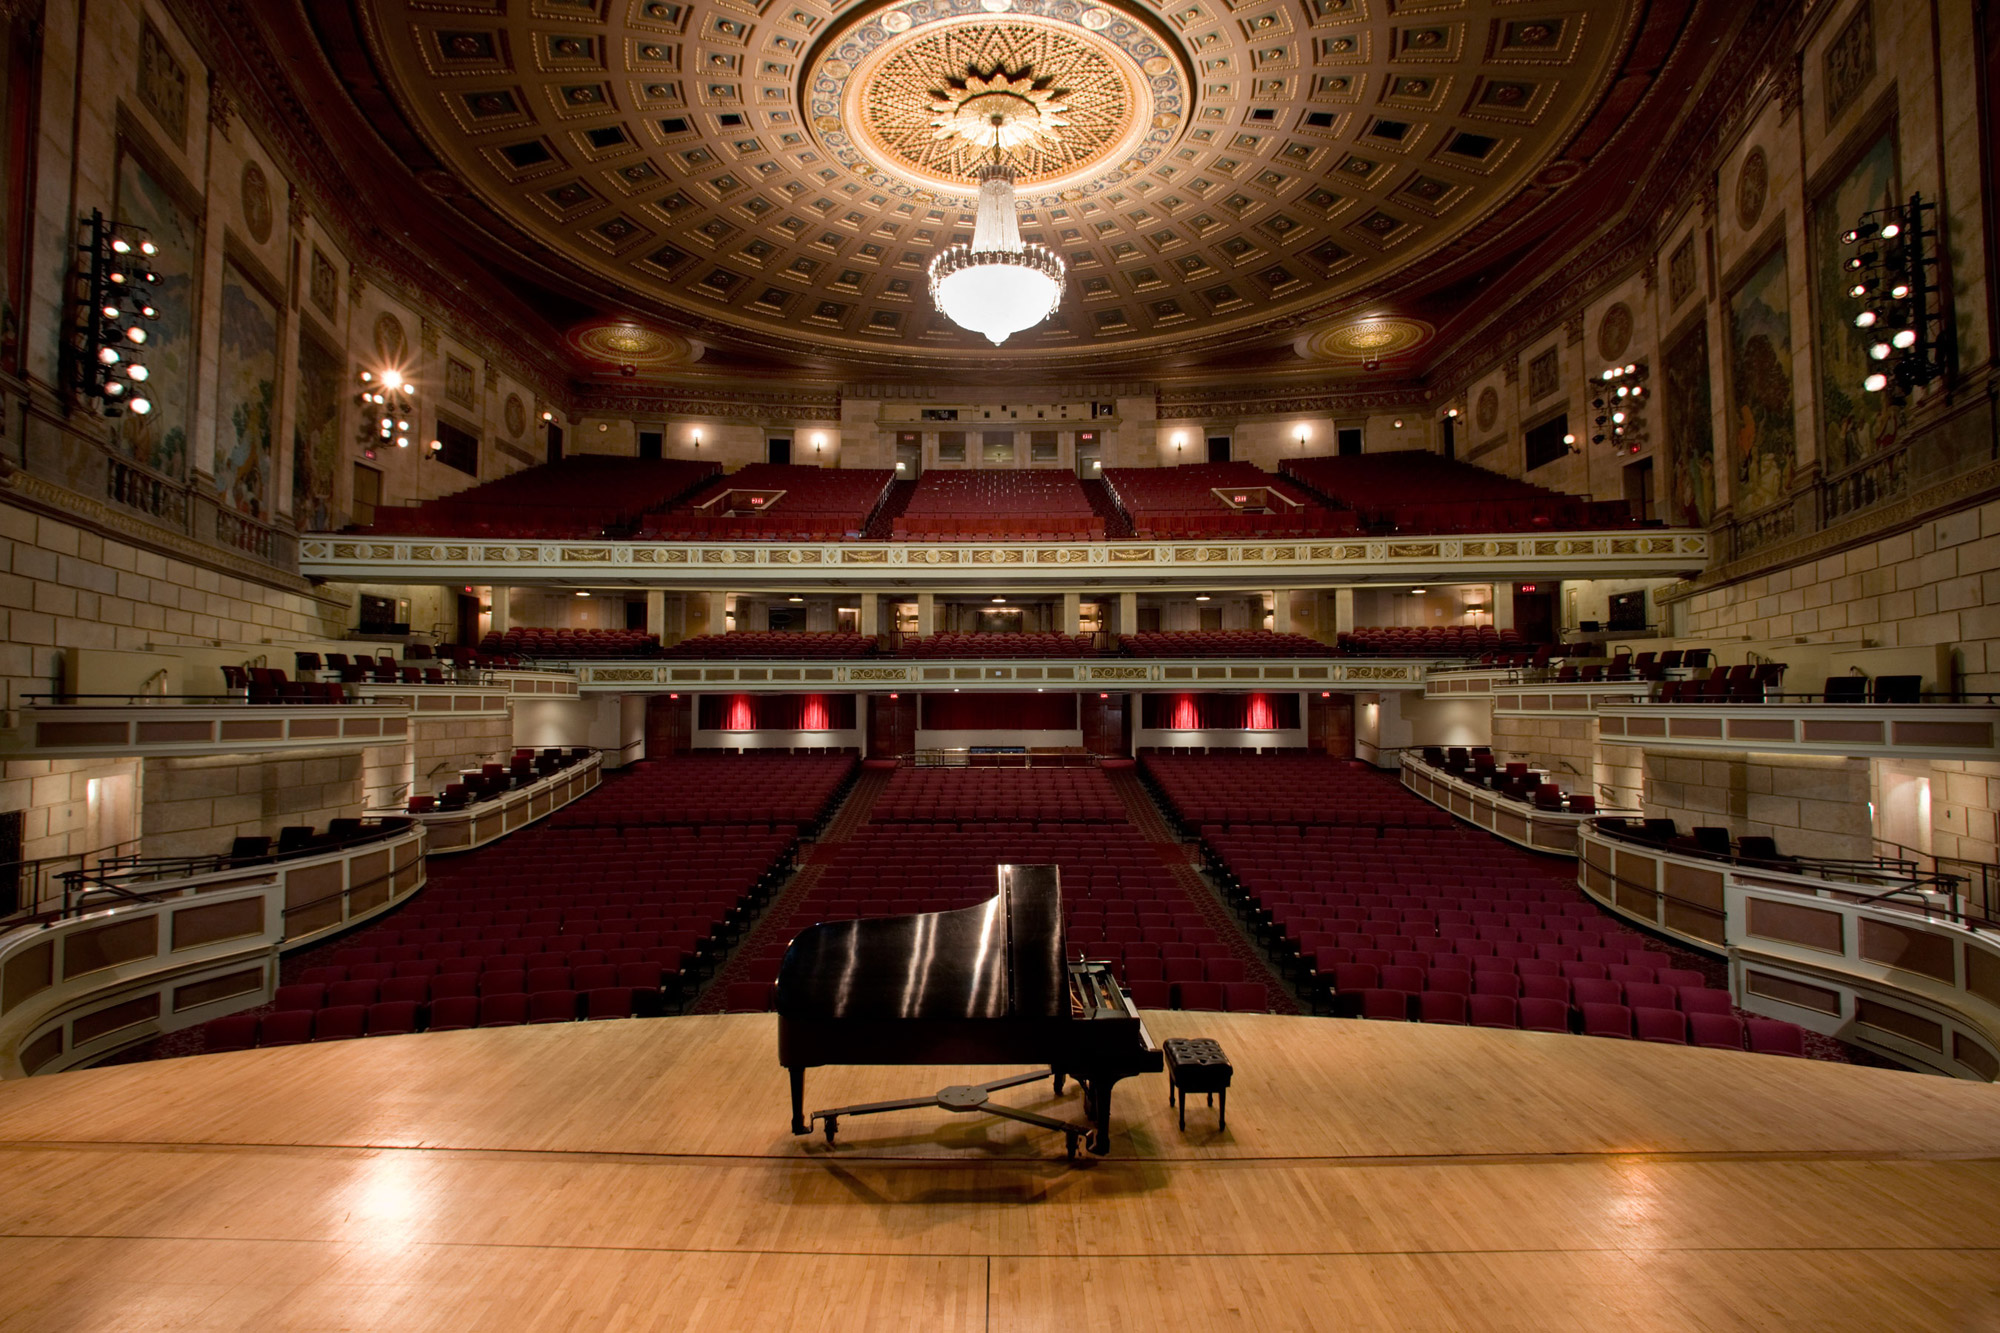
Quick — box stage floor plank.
[1,1013,1997,1330]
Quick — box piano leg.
[789,1067,808,1136]
[1051,1067,1066,1097]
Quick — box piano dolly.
[802,1068,1092,1159]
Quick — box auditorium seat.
[584,988,636,1020]
[1418,992,1468,1024]
[528,990,579,1024]
[1633,1008,1687,1044]
[1688,1014,1747,1050]
[427,997,480,1032]
[1358,989,1409,1021]
[367,1001,423,1037]
[312,1005,369,1041]
[204,1015,260,1052]
[258,1010,314,1047]
[273,984,324,1011]
[1518,998,1570,1033]
[478,994,530,1027]
[1174,980,1225,1011]
[1745,1018,1807,1057]
[1221,982,1267,1013]
[1467,995,1518,1029]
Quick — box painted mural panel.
[215,261,278,517]
[292,333,342,530]
[1726,245,1797,515]
[109,154,196,479]
[1813,127,1900,473]
[1663,319,1715,527]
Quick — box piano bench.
[1163,1037,1233,1132]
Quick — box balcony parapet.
[1597,700,2000,759]
[298,528,1708,590]
[0,820,426,1078]
[1400,754,1631,856]
[1,698,413,758]
[1577,822,2000,1081]
[561,656,1430,692]
[385,751,601,854]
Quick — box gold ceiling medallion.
[1297,317,1435,363]
[838,14,1150,192]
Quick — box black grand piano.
[776,864,1161,1155]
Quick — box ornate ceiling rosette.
[805,0,1187,203]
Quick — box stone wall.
[413,716,514,796]
[0,756,140,864]
[1640,749,1872,860]
[0,501,347,711]
[1491,714,1596,792]
[140,751,367,860]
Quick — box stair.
[864,479,918,539]
[1079,478,1133,539]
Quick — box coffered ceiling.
[267,0,1731,383]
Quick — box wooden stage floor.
[0,1011,1997,1331]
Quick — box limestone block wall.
[0,756,140,863]
[412,716,514,796]
[139,751,367,860]
[1491,714,1596,791]
[1924,759,2000,866]
[1676,498,2000,694]
[1640,749,1872,861]
[0,502,348,711]
[1598,742,1646,815]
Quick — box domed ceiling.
[317,0,1675,374]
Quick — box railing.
[1575,821,2000,1080]
[1400,753,1635,856]
[0,820,426,1078]
[0,838,146,921]
[566,656,1432,692]
[390,751,602,854]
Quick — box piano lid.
[776,864,1067,1023]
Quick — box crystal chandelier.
[928,136,1065,345]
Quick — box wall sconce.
[1173,433,1185,457]
[1295,427,1309,452]
[691,428,702,452]
[813,433,825,457]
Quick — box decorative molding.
[1502,355,1520,385]
[1563,312,1585,347]
[571,385,844,420]
[205,73,234,139]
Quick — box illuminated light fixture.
[1854,309,1878,328]
[1392,418,1404,428]
[380,369,405,391]
[928,142,1064,344]
[1562,433,1576,446]
[1410,588,1426,594]
[542,410,554,422]
[575,590,591,598]
[1194,594,1210,602]
[1445,407,1460,418]
[1892,328,1918,349]
[1864,372,1889,392]
[992,596,1007,603]
[789,596,805,602]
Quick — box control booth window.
[435,420,480,476]
[936,430,966,463]
[1523,412,1570,471]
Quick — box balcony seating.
[893,469,1103,541]
[1281,451,1643,534]
[349,457,719,538]
[894,633,1099,658]
[638,464,895,541]
[661,632,879,660]
[1141,753,1458,829]
[549,753,853,830]
[480,628,662,660]
[1100,462,1358,538]
[1340,626,1528,658]
[867,767,1124,823]
[1122,631,1338,659]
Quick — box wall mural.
[292,333,343,530]
[1813,127,1900,473]
[1663,319,1715,526]
[1726,244,1797,515]
[109,154,195,480]
[215,260,278,517]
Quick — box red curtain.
[700,694,855,731]
[1142,692,1298,730]
[920,692,1079,731]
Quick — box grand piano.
[776,864,1161,1155]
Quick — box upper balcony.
[568,655,1432,693]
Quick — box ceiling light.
[992,596,1007,603]
[1410,588,1427,594]
[379,369,404,391]
[788,596,805,602]
[1194,594,1210,602]
[575,590,591,598]
[928,160,1064,345]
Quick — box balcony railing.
[0,819,426,1077]
[1577,820,2000,1081]
[564,656,1431,692]
[1596,698,2000,759]
[3,694,413,758]
[390,751,602,854]
[1399,753,1634,856]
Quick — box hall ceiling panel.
[340,0,1650,369]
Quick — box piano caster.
[823,1116,839,1144]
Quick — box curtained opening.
[699,693,856,731]
[920,691,1079,731]
[1141,692,1299,730]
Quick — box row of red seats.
[480,629,662,660]
[866,768,1125,823]
[1339,626,1528,658]
[892,516,1105,539]
[639,465,895,541]
[894,633,1102,658]
[1122,632,1338,659]
[1142,754,1458,828]
[352,458,719,538]
[203,989,646,1049]
[663,632,879,659]
[547,754,854,828]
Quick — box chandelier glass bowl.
[927,158,1066,345]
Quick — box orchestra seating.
[1140,752,1458,829]
[1339,626,1529,657]
[479,628,663,659]
[1147,754,1804,1053]
[549,753,856,831]
[196,756,861,1048]
[661,632,880,659]
[1102,462,1360,539]
[638,464,894,541]
[895,633,1100,658]
[893,470,1104,540]
[352,457,719,538]
[1282,452,1639,534]
[1122,631,1339,659]
[730,765,1272,1013]
[868,766,1125,823]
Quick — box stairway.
[864,479,918,539]
[1079,477,1133,539]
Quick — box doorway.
[457,592,481,647]
[768,437,792,465]
[546,424,565,465]
[1623,457,1655,522]
[351,464,382,526]
[1337,426,1364,456]
[645,694,691,757]
[1512,585,1558,642]
[638,430,663,460]
[896,438,922,477]
[1206,435,1231,463]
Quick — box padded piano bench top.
[1163,1038,1233,1094]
